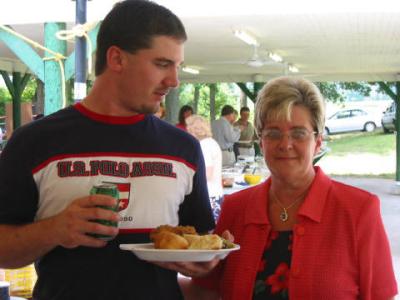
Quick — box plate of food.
[119,243,240,262]
[119,225,240,262]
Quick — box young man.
[0,1,216,299]
[211,105,242,167]
[234,106,256,157]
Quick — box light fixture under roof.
[288,64,299,73]
[182,66,200,74]
[268,52,283,63]
[233,29,259,46]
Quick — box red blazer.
[195,167,398,300]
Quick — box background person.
[186,115,223,221]
[154,101,166,119]
[176,104,193,131]
[234,106,256,157]
[191,76,398,299]
[211,105,241,167]
[0,1,217,299]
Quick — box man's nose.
[165,68,180,88]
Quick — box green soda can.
[89,183,120,241]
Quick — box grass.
[324,130,396,156]
[321,130,397,179]
[329,173,396,179]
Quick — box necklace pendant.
[280,210,289,222]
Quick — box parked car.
[324,108,381,135]
[381,101,396,133]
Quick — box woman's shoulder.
[328,179,379,210]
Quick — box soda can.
[88,183,120,241]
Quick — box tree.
[179,82,239,120]
[0,87,12,116]
[315,82,371,103]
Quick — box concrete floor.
[333,176,400,298]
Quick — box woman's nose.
[277,133,294,149]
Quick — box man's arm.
[0,195,119,269]
[222,121,240,144]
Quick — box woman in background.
[176,105,193,131]
[186,115,223,221]
[154,102,166,119]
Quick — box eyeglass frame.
[260,127,319,142]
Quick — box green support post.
[44,22,67,115]
[396,82,400,181]
[379,81,400,182]
[254,82,263,97]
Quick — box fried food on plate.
[150,225,233,250]
[153,231,189,249]
[183,234,223,250]
[150,225,197,241]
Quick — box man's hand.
[152,259,220,278]
[152,230,235,277]
[49,195,120,249]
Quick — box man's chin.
[138,105,159,115]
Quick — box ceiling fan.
[207,44,275,68]
[246,45,272,68]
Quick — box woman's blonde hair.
[185,115,212,140]
[254,76,325,137]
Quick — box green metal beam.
[236,82,255,101]
[254,82,264,97]
[0,26,44,81]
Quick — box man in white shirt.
[211,105,242,167]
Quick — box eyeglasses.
[261,128,317,142]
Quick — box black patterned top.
[253,230,293,299]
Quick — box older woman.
[191,77,398,299]
[186,115,223,220]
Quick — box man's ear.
[106,46,124,72]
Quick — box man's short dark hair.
[221,105,235,116]
[95,0,187,75]
[240,106,250,114]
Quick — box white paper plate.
[120,243,240,262]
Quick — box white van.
[381,102,396,133]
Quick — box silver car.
[324,108,381,135]
[381,102,396,133]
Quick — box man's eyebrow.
[154,57,181,66]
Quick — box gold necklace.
[271,190,306,222]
